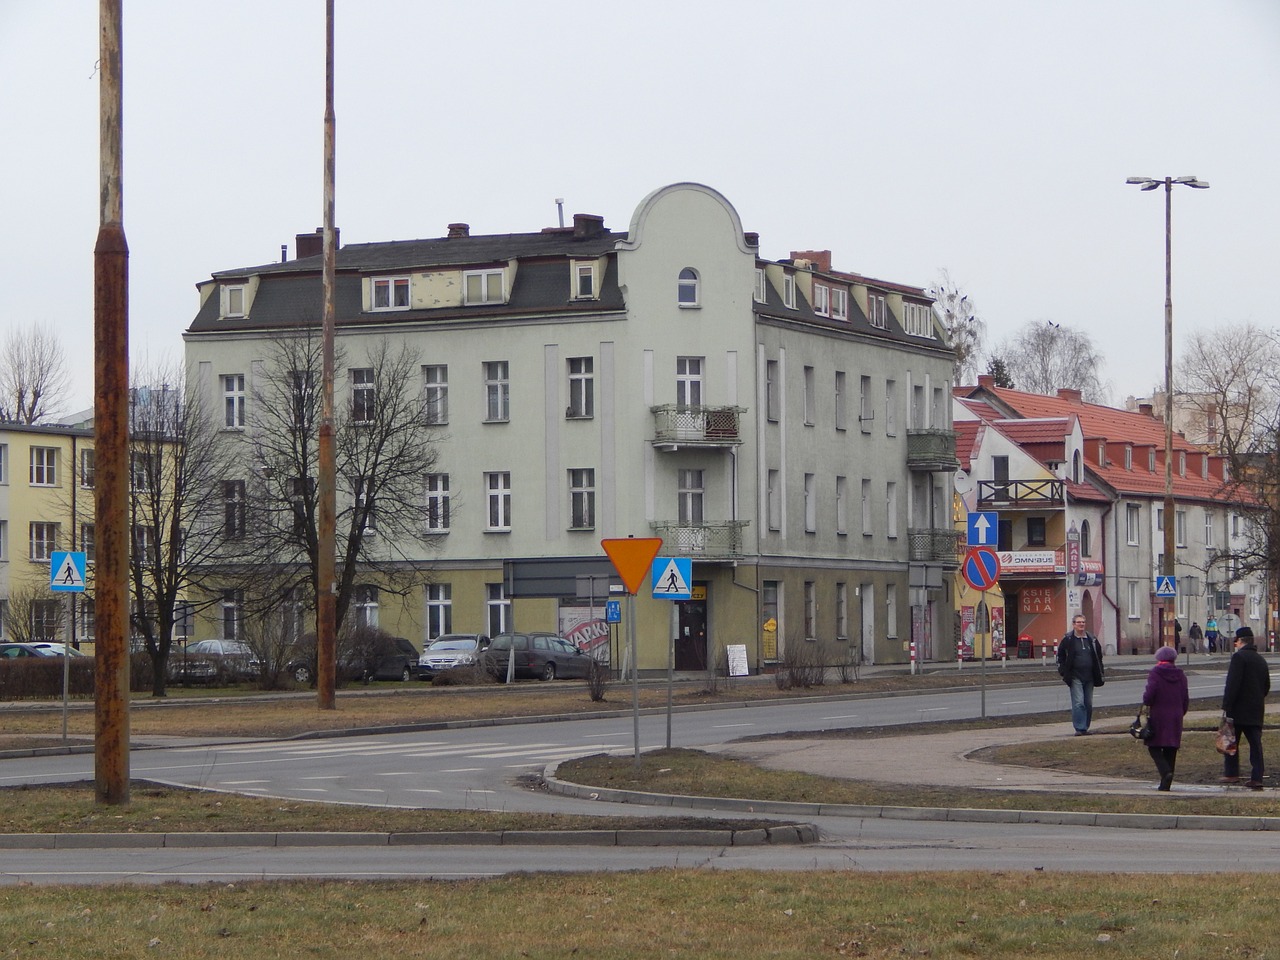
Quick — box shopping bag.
[1215,719,1238,756]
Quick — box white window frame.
[573,262,595,299]
[30,446,57,486]
[677,267,700,306]
[859,376,872,433]
[676,357,703,409]
[371,276,411,311]
[485,471,512,531]
[885,379,898,437]
[0,442,7,483]
[1126,504,1141,545]
[885,584,898,638]
[1127,580,1140,619]
[886,481,898,539]
[0,519,6,561]
[765,360,780,422]
[81,522,95,564]
[836,582,849,640]
[425,473,450,532]
[803,581,816,640]
[803,366,816,426]
[831,287,848,321]
[567,357,594,418]
[29,521,58,562]
[353,476,377,533]
[222,589,244,641]
[835,476,848,535]
[486,583,510,636]
[1175,509,1187,547]
[80,448,94,488]
[804,473,817,533]
[753,268,767,303]
[677,469,704,526]
[223,479,246,540]
[767,469,781,531]
[861,479,872,536]
[422,364,449,425]
[483,361,510,422]
[354,585,379,630]
[782,273,796,309]
[463,269,505,305]
[425,583,452,640]
[834,371,847,431]
[812,283,830,317]
[223,284,246,318]
[1204,511,1214,548]
[568,468,595,530]
[350,367,376,424]
[867,293,888,328]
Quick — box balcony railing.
[648,521,749,558]
[905,428,959,471]
[977,478,1064,507]
[651,404,744,449]
[908,527,963,567]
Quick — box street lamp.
[1126,176,1209,648]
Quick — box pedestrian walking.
[1142,646,1189,791]
[1056,614,1105,735]
[1188,621,1203,655]
[1206,617,1219,654]
[1222,626,1271,789]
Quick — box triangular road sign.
[50,551,87,592]
[652,558,692,599]
[601,537,663,595]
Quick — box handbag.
[1129,710,1153,741]
[1216,718,1238,756]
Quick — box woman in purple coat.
[1143,646,1190,791]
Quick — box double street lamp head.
[1126,176,1211,191]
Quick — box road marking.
[823,714,860,720]
[438,767,485,773]
[299,776,342,781]
[218,780,270,785]
[405,788,442,794]
[1003,700,1030,705]
[376,771,420,777]
[920,707,948,713]
[712,723,754,729]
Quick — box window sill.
[484,528,512,534]
[483,419,511,425]
[677,303,701,310]
[565,414,594,421]
[567,526,595,533]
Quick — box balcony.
[908,527,962,567]
[651,405,744,450]
[906,428,959,472]
[648,521,749,558]
[977,478,1064,509]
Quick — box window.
[426,583,452,640]
[0,520,6,561]
[0,443,6,483]
[677,267,699,306]
[836,583,849,640]
[812,284,830,317]
[1027,516,1047,546]
[483,361,510,422]
[803,366,815,425]
[1072,450,1082,483]
[80,448,95,487]
[1080,519,1091,557]
[804,474,817,533]
[486,583,510,636]
[911,384,925,430]
[835,476,848,535]
[903,301,934,337]
[834,371,847,431]
[222,374,245,427]
[354,585,379,629]
[31,600,61,641]
[567,357,594,418]
[762,581,780,646]
[861,479,872,535]
[1179,452,1186,476]
[1124,445,1133,470]
[463,269,504,305]
[372,276,410,311]
[678,469,704,525]
[29,522,57,561]
[0,599,6,639]
[1156,507,1164,532]
[767,469,781,531]
[859,376,872,432]
[676,357,703,409]
[223,284,246,318]
[132,524,155,562]
[289,476,312,535]
[885,379,897,436]
[1127,581,1140,619]
[221,589,243,642]
[350,367,376,424]
[353,476,376,533]
[885,584,898,638]
[803,582,816,639]
[79,598,96,642]
[568,468,595,529]
[290,370,314,429]
[782,273,796,309]
[1126,504,1141,545]
[867,292,888,328]
[421,364,449,425]
[29,446,57,486]
[130,452,154,493]
[753,268,767,303]
[1232,513,1241,538]
[765,360,780,422]
[425,474,450,531]
[574,262,595,299]
[1204,510,1215,548]
[831,288,848,321]
[220,480,245,540]
[485,471,512,531]
[886,481,898,538]
[1175,509,1187,547]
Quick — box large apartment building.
[181,182,958,672]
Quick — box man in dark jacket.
[1056,614,1105,735]
[1222,626,1271,788]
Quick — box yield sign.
[601,537,663,595]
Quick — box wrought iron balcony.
[908,527,963,567]
[977,478,1065,508]
[651,404,744,450]
[905,428,959,471]
[648,521,749,558]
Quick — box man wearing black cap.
[1222,627,1271,789]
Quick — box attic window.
[831,287,848,320]
[1097,440,1105,463]
[677,268,700,306]
[372,276,410,311]
[223,284,246,319]
[1179,451,1186,476]
[1124,445,1132,470]
[1149,449,1156,471]
[1202,456,1208,479]
[782,273,796,309]
[573,262,595,299]
[753,268,767,303]
[867,293,888,329]
[464,269,505,305]
[813,283,830,317]
[904,301,934,337]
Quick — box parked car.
[287,631,421,684]
[0,643,60,659]
[418,634,490,679]
[483,632,595,681]
[168,639,261,684]
[28,643,89,657]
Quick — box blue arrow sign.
[1154,575,1177,597]
[967,511,998,547]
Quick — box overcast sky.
[2,0,1277,416]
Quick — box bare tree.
[0,324,71,423]
[127,364,237,695]
[1,583,65,644]
[999,320,1110,402]
[927,270,985,383]
[232,333,443,635]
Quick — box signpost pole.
[629,592,640,767]
[62,594,72,742]
[666,602,675,749]
[979,589,987,719]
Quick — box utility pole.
[94,0,130,803]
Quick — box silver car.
[418,634,490,679]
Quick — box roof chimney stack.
[572,213,605,239]
[789,249,832,273]
[1057,388,1082,404]
[1139,402,1154,417]
[447,223,470,239]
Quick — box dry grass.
[3,872,1278,959]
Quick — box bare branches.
[0,324,71,423]
[998,320,1110,403]
[927,270,985,383]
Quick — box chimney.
[789,249,832,273]
[743,232,759,248]
[1139,402,1154,417]
[977,374,996,390]
[447,223,470,239]
[296,228,323,259]
[1057,388,1082,404]
[572,213,605,239]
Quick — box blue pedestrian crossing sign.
[49,551,87,593]
[967,511,998,547]
[651,557,693,600]
[1154,575,1177,597]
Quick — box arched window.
[1072,450,1081,482]
[1080,520,1092,557]
[677,268,700,306]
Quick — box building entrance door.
[675,586,708,671]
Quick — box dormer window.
[1149,449,1156,471]
[573,262,595,299]
[1072,450,1081,482]
[753,268,767,303]
[1202,456,1208,479]
[1179,451,1186,476]
[813,283,830,317]
[1124,445,1133,470]
[1097,440,1105,463]
[782,273,796,309]
[867,293,888,329]
[831,287,848,321]
[223,284,246,319]
[903,301,934,338]
[464,269,505,305]
[372,276,410,311]
[677,268,700,306]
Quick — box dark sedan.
[483,632,595,681]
